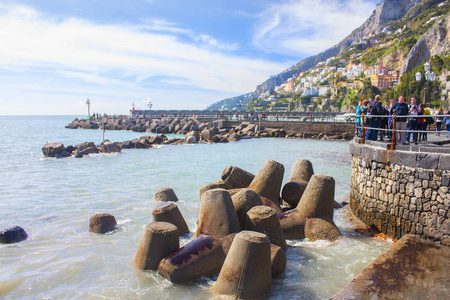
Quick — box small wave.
[117,218,131,225]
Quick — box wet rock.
[101,141,121,153]
[42,142,66,157]
[0,226,28,244]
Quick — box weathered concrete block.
[134,222,179,270]
[155,188,179,202]
[89,213,117,234]
[245,206,287,250]
[289,159,314,182]
[401,152,418,168]
[248,160,285,204]
[213,231,271,299]
[158,235,225,283]
[304,217,342,242]
[152,202,189,236]
[194,189,240,239]
[231,189,263,229]
[438,154,450,170]
[221,165,255,189]
[417,153,439,170]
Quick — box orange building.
[370,74,397,88]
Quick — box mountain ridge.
[206,0,447,111]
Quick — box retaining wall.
[349,139,450,245]
[226,120,355,136]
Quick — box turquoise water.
[0,116,390,299]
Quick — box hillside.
[207,0,450,111]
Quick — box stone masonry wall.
[349,140,450,245]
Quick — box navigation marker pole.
[86,98,91,119]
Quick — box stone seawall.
[225,120,355,137]
[67,117,355,140]
[349,140,450,245]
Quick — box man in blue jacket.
[365,95,383,141]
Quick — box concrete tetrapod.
[282,181,308,208]
[221,165,255,189]
[213,231,272,299]
[282,159,314,207]
[245,206,288,250]
[152,202,189,236]
[134,222,179,270]
[261,196,283,214]
[231,188,263,229]
[199,182,228,198]
[296,174,335,219]
[289,159,314,182]
[270,244,287,277]
[158,235,226,283]
[89,213,117,234]
[221,234,287,277]
[305,217,342,242]
[194,189,241,239]
[279,174,336,239]
[248,160,285,205]
[155,188,179,202]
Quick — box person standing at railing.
[444,111,450,138]
[436,107,444,136]
[379,102,389,141]
[387,98,395,140]
[405,97,419,145]
[365,95,383,141]
[419,103,430,142]
[356,100,362,137]
[389,95,409,144]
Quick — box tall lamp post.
[147,99,152,118]
[415,61,437,106]
[86,98,91,119]
[238,99,243,120]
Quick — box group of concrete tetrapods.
[89,159,342,299]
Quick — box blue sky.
[0,0,379,115]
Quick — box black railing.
[356,114,449,150]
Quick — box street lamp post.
[238,100,243,120]
[415,61,437,106]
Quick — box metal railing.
[356,113,450,150]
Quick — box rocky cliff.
[254,0,423,96]
[346,0,422,42]
[400,11,450,75]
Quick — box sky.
[0,0,380,115]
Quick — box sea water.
[0,116,391,299]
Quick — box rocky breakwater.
[128,159,343,298]
[66,116,352,141]
[45,118,320,159]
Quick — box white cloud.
[252,0,376,56]
[0,4,287,114]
